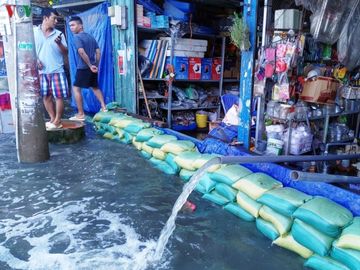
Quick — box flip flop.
[46,122,63,130]
[69,115,85,121]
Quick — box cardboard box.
[173,56,189,79]
[300,76,340,104]
[201,58,212,80]
[136,4,144,26]
[143,17,151,28]
[212,57,222,80]
[188,57,201,80]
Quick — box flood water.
[0,126,306,270]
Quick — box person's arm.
[95,48,101,67]
[78,48,98,73]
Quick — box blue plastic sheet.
[160,125,360,216]
[66,3,114,113]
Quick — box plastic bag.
[337,0,360,70]
[310,0,352,45]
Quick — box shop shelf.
[160,105,219,111]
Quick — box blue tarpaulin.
[161,126,360,216]
[66,3,114,113]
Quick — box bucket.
[196,111,208,128]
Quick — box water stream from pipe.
[149,157,222,266]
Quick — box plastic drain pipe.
[218,154,360,165]
[290,170,360,183]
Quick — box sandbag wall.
[93,111,360,270]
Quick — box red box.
[212,57,222,80]
[188,57,201,80]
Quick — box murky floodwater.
[0,126,306,270]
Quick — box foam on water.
[0,197,168,270]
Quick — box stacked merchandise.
[136,3,169,29]
[140,39,169,79]
[93,110,360,270]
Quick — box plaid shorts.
[40,72,69,98]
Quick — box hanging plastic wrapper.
[310,0,352,45]
[295,0,321,13]
[272,74,290,102]
[337,0,360,71]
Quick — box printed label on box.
[188,57,201,80]
[201,58,212,80]
[174,56,189,79]
[212,57,222,80]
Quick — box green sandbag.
[93,111,118,123]
[146,134,177,149]
[232,172,283,200]
[256,218,280,241]
[160,140,196,155]
[257,187,313,217]
[95,122,106,136]
[197,174,216,193]
[149,157,163,166]
[154,160,178,175]
[292,219,334,256]
[119,132,133,144]
[179,169,196,182]
[174,151,202,171]
[224,203,255,222]
[336,217,360,251]
[331,240,360,270]
[304,255,350,270]
[124,121,151,135]
[292,197,353,238]
[202,191,229,206]
[215,183,237,202]
[259,205,293,236]
[115,128,125,139]
[195,184,207,194]
[236,191,262,218]
[209,164,252,186]
[135,128,164,142]
[165,153,181,174]
[140,150,151,160]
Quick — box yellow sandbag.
[336,217,360,251]
[142,143,154,155]
[193,154,222,172]
[236,191,262,218]
[111,117,142,129]
[103,132,114,140]
[259,205,292,236]
[232,172,283,200]
[273,234,313,259]
[132,137,143,151]
[160,140,196,155]
[152,148,166,161]
[174,151,202,171]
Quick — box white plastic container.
[274,9,302,30]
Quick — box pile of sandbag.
[93,111,360,270]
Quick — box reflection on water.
[0,127,305,270]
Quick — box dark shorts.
[74,68,98,88]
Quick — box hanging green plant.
[229,12,251,52]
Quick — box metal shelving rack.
[137,25,232,128]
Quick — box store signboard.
[0,5,11,36]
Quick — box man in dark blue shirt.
[68,16,107,121]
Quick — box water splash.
[151,157,221,263]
